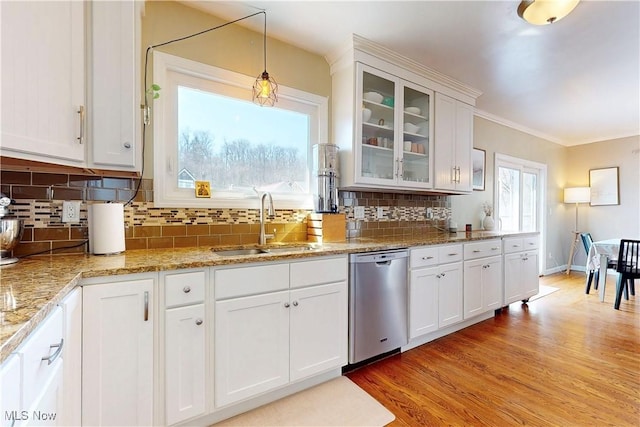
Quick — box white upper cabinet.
[1,0,86,164]
[0,0,141,172]
[434,93,474,192]
[328,34,480,194]
[89,0,141,171]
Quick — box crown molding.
[474,109,566,146]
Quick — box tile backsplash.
[1,168,450,257]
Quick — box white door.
[24,360,64,427]
[82,279,154,426]
[59,288,82,427]
[523,251,541,298]
[482,256,503,311]
[214,291,290,407]
[434,93,456,191]
[165,304,206,425]
[438,262,463,327]
[409,266,439,338]
[503,253,524,305]
[289,282,347,381]
[463,259,484,319]
[1,0,85,164]
[0,355,22,427]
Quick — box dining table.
[586,238,620,302]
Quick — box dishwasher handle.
[350,250,408,264]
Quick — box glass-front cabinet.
[355,63,434,189]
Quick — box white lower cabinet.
[82,275,155,426]
[503,235,540,305]
[162,269,207,426]
[0,354,22,427]
[59,288,82,427]
[463,239,503,320]
[214,257,348,408]
[463,256,503,319]
[409,244,464,339]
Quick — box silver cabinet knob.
[292,301,299,307]
[123,142,132,149]
[284,302,290,308]
[195,318,203,326]
[183,286,191,293]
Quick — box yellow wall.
[140,1,331,176]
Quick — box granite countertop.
[0,230,536,363]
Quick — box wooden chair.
[614,239,640,310]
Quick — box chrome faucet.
[259,192,275,245]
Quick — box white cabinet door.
[1,0,85,164]
[289,282,347,381]
[454,101,473,192]
[503,253,523,305]
[89,0,140,171]
[0,354,22,427]
[59,289,82,427]
[82,279,154,426]
[165,304,205,425]
[464,256,502,319]
[23,360,64,427]
[522,251,540,300]
[438,262,463,328]
[215,291,290,407]
[409,266,439,338]
[434,93,473,192]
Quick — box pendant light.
[252,12,278,106]
[517,0,580,25]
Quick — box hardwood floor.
[347,272,639,426]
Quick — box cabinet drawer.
[290,256,347,288]
[165,270,206,308]
[523,236,539,250]
[439,244,463,263]
[215,263,289,299]
[20,307,64,407]
[464,240,502,260]
[410,246,439,268]
[503,237,524,254]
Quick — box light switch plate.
[354,206,365,219]
[426,208,433,219]
[377,207,384,219]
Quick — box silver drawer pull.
[183,286,191,293]
[473,250,481,253]
[195,318,203,326]
[422,256,435,260]
[447,253,458,257]
[77,106,85,144]
[492,247,500,250]
[144,291,149,321]
[528,242,535,245]
[42,339,64,365]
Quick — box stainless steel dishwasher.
[349,249,409,364]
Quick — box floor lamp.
[564,187,590,274]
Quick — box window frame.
[152,51,328,209]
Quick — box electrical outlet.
[62,201,81,223]
[354,206,365,219]
[377,207,384,219]
[426,208,433,219]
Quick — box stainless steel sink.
[212,248,267,256]
[211,244,321,257]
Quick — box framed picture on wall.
[472,148,486,191]
[589,167,619,206]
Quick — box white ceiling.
[181,0,640,146]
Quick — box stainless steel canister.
[312,143,339,213]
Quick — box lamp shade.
[564,187,590,204]
[518,0,580,25]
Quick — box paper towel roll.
[88,203,125,255]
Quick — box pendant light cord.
[126,10,267,207]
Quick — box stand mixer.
[0,193,23,265]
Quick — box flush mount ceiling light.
[252,12,278,106]
[518,0,580,25]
